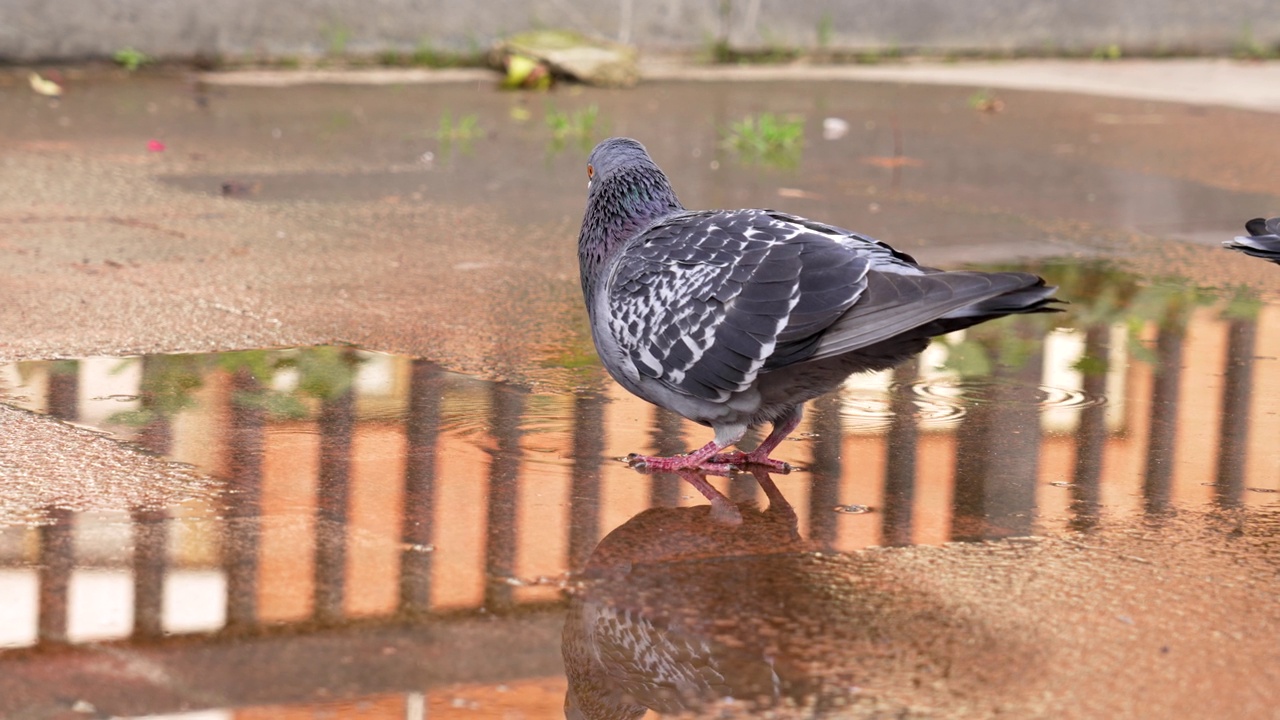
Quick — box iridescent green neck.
[578,162,683,303]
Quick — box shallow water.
[2,259,1279,716]
[2,73,1280,718]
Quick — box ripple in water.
[836,390,895,431]
[838,389,968,431]
[908,378,1107,428]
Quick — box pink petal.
[147,139,166,152]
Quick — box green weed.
[436,112,483,141]
[322,23,352,56]
[113,47,151,72]
[722,113,805,168]
[1234,23,1277,59]
[967,89,1004,113]
[1091,44,1122,60]
[545,105,601,151]
[816,14,834,49]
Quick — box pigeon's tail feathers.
[1225,236,1280,260]
[1225,217,1280,261]
[938,273,1061,319]
[811,271,1058,361]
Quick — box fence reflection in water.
[0,270,1278,716]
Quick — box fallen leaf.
[220,181,261,197]
[777,188,825,200]
[28,72,63,97]
[822,117,849,140]
[1093,113,1165,125]
[860,156,924,169]
[502,54,551,90]
[968,90,1005,113]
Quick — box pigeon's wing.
[606,210,870,402]
[1226,216,1280,262]
[809,270,1056,361]
[759,213,1058,360]
[764,210,926,270]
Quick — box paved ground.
[205,58,1280,114]
[643,57,1280,113]
[1,60,1279,719]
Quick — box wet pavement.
[1,67,1280,718]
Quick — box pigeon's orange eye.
[587,164,594,179]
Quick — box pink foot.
[625,453,734,474]
[707,450,795,474]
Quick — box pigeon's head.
[578,137,684,299]
[582,137,682,220]
[585,137,655,191]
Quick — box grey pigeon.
[578,137,1060,473]
[1224,217,1280,264]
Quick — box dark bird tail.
[933,273,1063,330]
[1225,217,1280,263]
[812,271,1061,361]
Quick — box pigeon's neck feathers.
[579,158,683,301]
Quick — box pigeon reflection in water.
[1224,217,1280,264]
[562,469,812,719]
[577,137,1061,474]
[561,470,1040,719]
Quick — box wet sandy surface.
[0,403,209,524]
[3,72,1279,373]
[1,68,1279,718]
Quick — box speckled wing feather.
[580,600,728,712]
[606,210,872,402]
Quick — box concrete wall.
[2,0,1278,63]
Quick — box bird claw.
[623,453,736,475]
[707,452,795,474]
[624,449,795,475]
[624,453,652,472]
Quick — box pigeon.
[1224,217,1280,264]
[578,137,1060,474]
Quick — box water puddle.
[2,287,1278,716]
[0,261,1275,668]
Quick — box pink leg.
[747,466,792,511]
[627,438,737,474]
[674,469,743,525]
[710,408,803,473]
